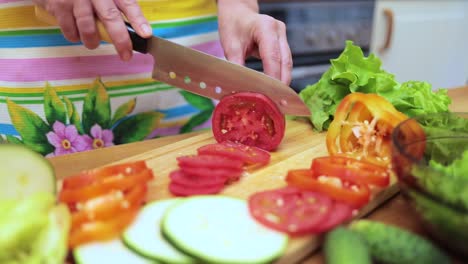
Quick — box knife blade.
[35,6,311,116]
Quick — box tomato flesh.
[315,201,354,232]
[285,169,370,209]
[248,186,333,236]
[168,181,225,196]
[197,141,271,166]
[177,154,244,170]
[169,169,227,187]
[311,156,390,187]
[212,92,285,151]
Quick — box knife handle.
[34,6,148,54]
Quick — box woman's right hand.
[33,0,153,61]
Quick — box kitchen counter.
[48,86,468,263]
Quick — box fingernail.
[141,24,152,36]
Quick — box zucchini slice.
[122,199,197,264]
[73,239,157,264]
[0,144,55,200]
[161,196,289,264]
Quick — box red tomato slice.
[168,181,225,197]
[248,186,333,236]
[169,169,227,187]
[59,169,153,204]
[315,201,354,233]
[179,166,243,182]
[62,160,149,189]
[285,169,370,209]
[311,156,390,187]
[197,141,271,166]
[177,154,244,170]
[68,207,139,248]
[211,92,286,151]
[71,184,147,228]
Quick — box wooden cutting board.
[100,118,399,264]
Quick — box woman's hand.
[217,0,293,85]
[33,0,153,61]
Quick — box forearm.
[217,0,259,13]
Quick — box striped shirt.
[0,0,224,156]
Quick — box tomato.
[169,181,225,197]
[211,92,286,151]
[326,93,409,168]
[68,207,139,248]
[71,184,147,227]
[59,169,153,204]
[315,201,354,233]
[285,169,370,208]
[197,141,271,166]
[177,154,244,170]
[248,186,333,236]
[62,160,149,189]
[311,156,390,187]
[179,166,243,182]
[169,169,227,187]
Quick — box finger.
[223,40,245,66]
[53,1,80,42]
[115,0,152,38]
[255,16,281,81]
[92,0,132,61]
[74,0,100,49]
[277,22,293,85]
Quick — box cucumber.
[74,239,158,264]
[122,198,197,264]
[323,226,371,264]
[161,196,289,264]
[349,220,451,264]
[0,144,55,200]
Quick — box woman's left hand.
[217,0,293,85]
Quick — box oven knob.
[305,32,319,45]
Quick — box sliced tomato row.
[247,156,391,236]
[168,141,271,197]
[58,160,154,248]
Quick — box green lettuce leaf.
[299,40,452,131]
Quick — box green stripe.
[0,86,175,104]
[0,82,172,97]
[0,16,217,36]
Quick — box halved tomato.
[197,141,271,166]
[248,186,333,236]
[62,160,149,189]
[211,92,286,151]
[311,156,390,187]
[285,169,370,208]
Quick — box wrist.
[217,0,259,13]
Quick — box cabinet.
[370,0,468,89]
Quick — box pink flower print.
[46,121,92,156]
[89,124,114,149]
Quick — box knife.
[35,6,311,116]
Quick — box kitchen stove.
[246,0,376,92]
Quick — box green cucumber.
[161,196,289,264]
[0,144,56,200]
[122,198,197,264]
[74,239,158,264]
[323,226,371,264]
[349,220,451,264]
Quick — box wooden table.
[48,87,468,263]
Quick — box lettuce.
[299,41,452,131]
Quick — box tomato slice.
[62,160,149,189]
[315,201,354,233]
[177,154,244,170]
[248,186,333,236]
[59,169,153,204]
[197,141,271,166]
[285,169,370,208]
[169,169,227,187]
[179,166,243,182]
[68,208,139,248]
[71,184,147,228]
[211,92,286,151]
[168,181,225,197]
[311,156,390,187]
